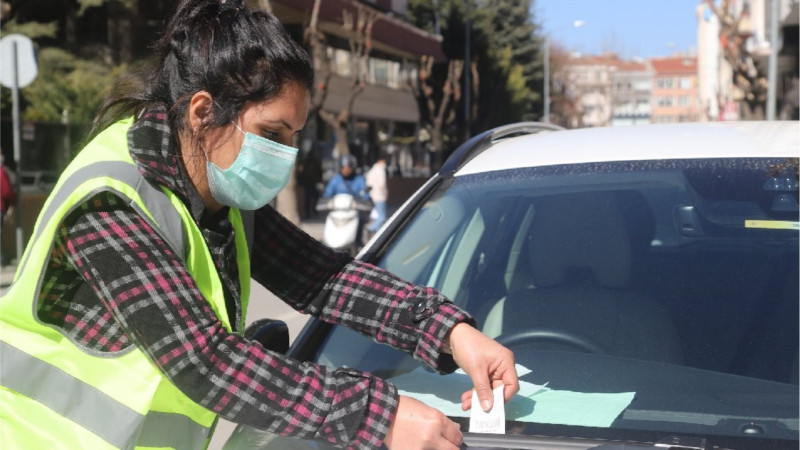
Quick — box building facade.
[268,0,442,176]
[649,57,701,124]
[554,54,621,127]
[556,54,659,128]
[610,60,653,126]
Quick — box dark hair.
[88,0,313,145]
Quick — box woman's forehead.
[244,83,309,127]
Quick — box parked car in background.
[228,121,799,450]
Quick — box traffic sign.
[0,34,38,88]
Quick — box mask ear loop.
[199,139,212,164]
[199,135,219,171]
[231,119,247,136]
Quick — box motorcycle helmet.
[340,154,357,169]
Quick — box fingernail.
[482,400,492,411]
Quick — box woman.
[0,1,518,449]
[365,152,389,234]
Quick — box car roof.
[455,121,799,176]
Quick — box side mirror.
[244,318,290,355]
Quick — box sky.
[534,0,704,60]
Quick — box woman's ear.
[188,91,213,132]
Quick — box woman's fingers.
[384,395,463,449]
[448,323,519,411]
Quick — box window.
[634,79,651,91]
[327,47,409,89]
[656,77,674,89]
[328,48,352,78]
[657,96,674,107]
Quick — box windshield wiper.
[461,432,710,449]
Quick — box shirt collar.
[127,105,210,221]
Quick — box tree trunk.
[431,127,444,171]
[741,101,765,120]
[275,171,300,225]
[107,0,137,64]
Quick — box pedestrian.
[0,1,518,449]
[0,154,16,266]
[366,151,388,234]
[0,154,14,222]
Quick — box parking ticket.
[468,385,505,434]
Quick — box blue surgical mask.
[205,122,298,210]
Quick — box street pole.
[11,41,24,263]
[766,0,780,121]
[543,37,550,123]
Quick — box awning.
[322,75,419,123]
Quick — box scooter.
[316,193,373,256]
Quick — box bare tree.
[409,55,464,170]
[705,0,768,120]
[469,59,479,132]
[304,0,332,119]
[316,3,378,158]
[546,42,584,128]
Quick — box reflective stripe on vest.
[1,341,208,450]
[15,161,185,279]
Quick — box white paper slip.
[468,385,505,434]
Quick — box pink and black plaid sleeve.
[251,206,475,373]
[48,193,400,448]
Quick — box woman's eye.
[262,131,279,140]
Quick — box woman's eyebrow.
[264,119,294,131]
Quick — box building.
[554,54,621,127]
[696,1,728,120]
[610,60,653,126]
[649,56,700,124]
[555,53,657,128]
[267,0,444,175]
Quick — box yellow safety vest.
[0,118,251,449]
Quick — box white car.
[232,121,799,449]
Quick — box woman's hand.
[446,323,519,412]
[384,395,462,449]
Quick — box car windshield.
[313,157,799,442]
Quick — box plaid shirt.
[36,107,473,449]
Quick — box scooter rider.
[322,154,369,201]
[322,154,370,246]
